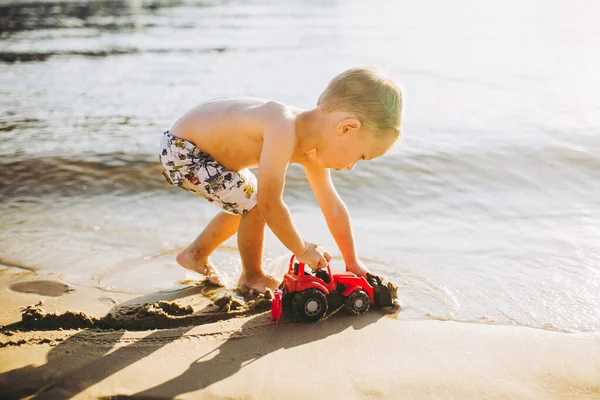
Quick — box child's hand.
[297,242,332,270]
[346,259,370,277]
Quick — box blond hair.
[317,67,402,139]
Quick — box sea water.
[1,0,599,332]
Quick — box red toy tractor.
[276,255,394,323]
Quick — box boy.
[159,67,402,293]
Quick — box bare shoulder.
[256,101,295,122]
[255,101,297,139]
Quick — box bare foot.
[237,273,280,293]
[176,250,224,286]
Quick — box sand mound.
[8,275,401,332]
[21,306,99,330]
[14,291,275,331]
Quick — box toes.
[207,274,224,286]
[203,265,224,286]
[237,275,280,293]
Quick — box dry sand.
[1,269,599,399]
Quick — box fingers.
[317,256,327,270]
[308,258,320,270]
[315,245,328,269]
[296,242,332,270]
[309,256,323,270]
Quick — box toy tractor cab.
[279,255,394,322]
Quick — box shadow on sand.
[0,282,384,399]
[126,311,384,399]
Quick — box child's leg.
[176,211,241,285]
[237,207,280,292]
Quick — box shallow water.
[1,0,599,332]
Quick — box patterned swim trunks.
[159,131,258,215]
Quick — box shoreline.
[1,270,600,399]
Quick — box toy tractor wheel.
[345,290,370,315]
[292,288,328,323]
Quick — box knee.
[243,206,265,225]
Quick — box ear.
[336,118,361,136]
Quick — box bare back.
[169,98,297,171]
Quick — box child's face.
[318,124,396,171]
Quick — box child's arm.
[257,112,331,269]
[304,164,367,273]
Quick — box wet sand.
[1,271,599,399]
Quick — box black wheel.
[345,290,370,315]
[292,289,328,323]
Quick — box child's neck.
[295,107,329,155]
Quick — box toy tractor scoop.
[278,255,395,323]
[366,272,394,309]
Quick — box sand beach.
[2,0,600,398]
[1,270,599,399]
